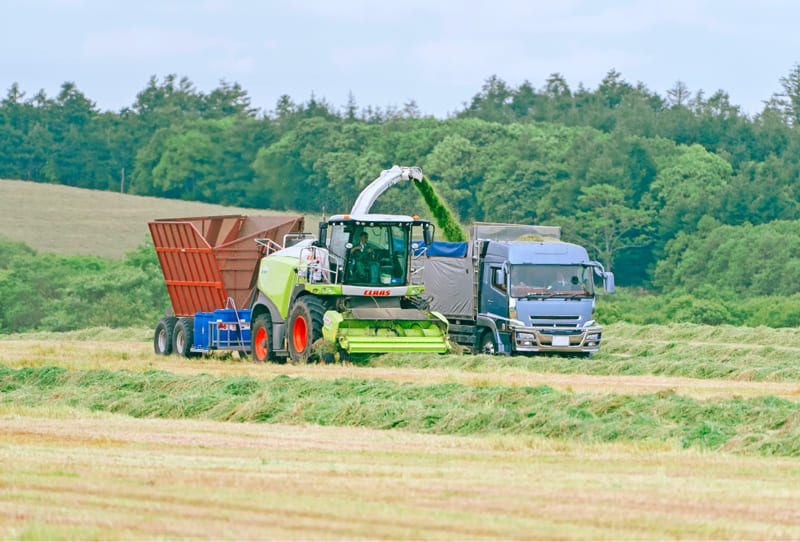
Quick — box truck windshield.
[339,223,409,286]
[509,264,594,297]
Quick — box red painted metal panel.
[149,215,304,316]
[215,217,306,310]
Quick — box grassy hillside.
[0,179,322,259]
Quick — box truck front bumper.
[511,325,602,353]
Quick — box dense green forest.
[0,236,167,333]
[2,67,800,332]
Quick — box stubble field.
[2,323,800,540]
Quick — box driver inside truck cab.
[553,271,589,293]
[551,271,569,289]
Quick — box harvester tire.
[251,314,274,362]
[478,331,497,355]
[287,296,325,363]
[154,317,177,355]
[172,317,197,357]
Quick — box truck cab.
[481,240,614,354]
[420,222,614,356]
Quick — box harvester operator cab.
[322,215,432,287]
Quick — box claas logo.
[364,289,391,296]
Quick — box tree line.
[2,67,800,295]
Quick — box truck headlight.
[517,333,535,340]
[585,333,600,341]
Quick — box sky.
[2,0,799,118]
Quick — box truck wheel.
[287,297,325,363]
[153,317,177,355]
[479,331,497,355]
[172,318,196,357]
[251,315,273,362]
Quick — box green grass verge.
[3,365,799,456]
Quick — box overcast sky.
[2,0,799,118]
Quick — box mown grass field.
[2,181,800,539]
[3,323,800,539]
[3,415,800,540]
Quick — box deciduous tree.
[561,184,652,270]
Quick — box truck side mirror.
[492,268,506,289]
[423,224,433,247]
[603,271,615,294]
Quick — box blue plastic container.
[193,309,252,351]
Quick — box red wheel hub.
[255,327,269,360]
[292,315,308,352]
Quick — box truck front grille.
[529,315,581,328]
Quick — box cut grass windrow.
[4,322,800,383]
[369,322,800,382]
[2,365,800,456]
[5,340,799,400]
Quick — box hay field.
[0,179,321,258]
[2,181,800,538]
[3,415,800,540]
[3,324,800,539]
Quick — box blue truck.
[417,223,615,356]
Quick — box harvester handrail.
[255,237,283,255]
[297,245,333,284]
[283,232,316,248]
